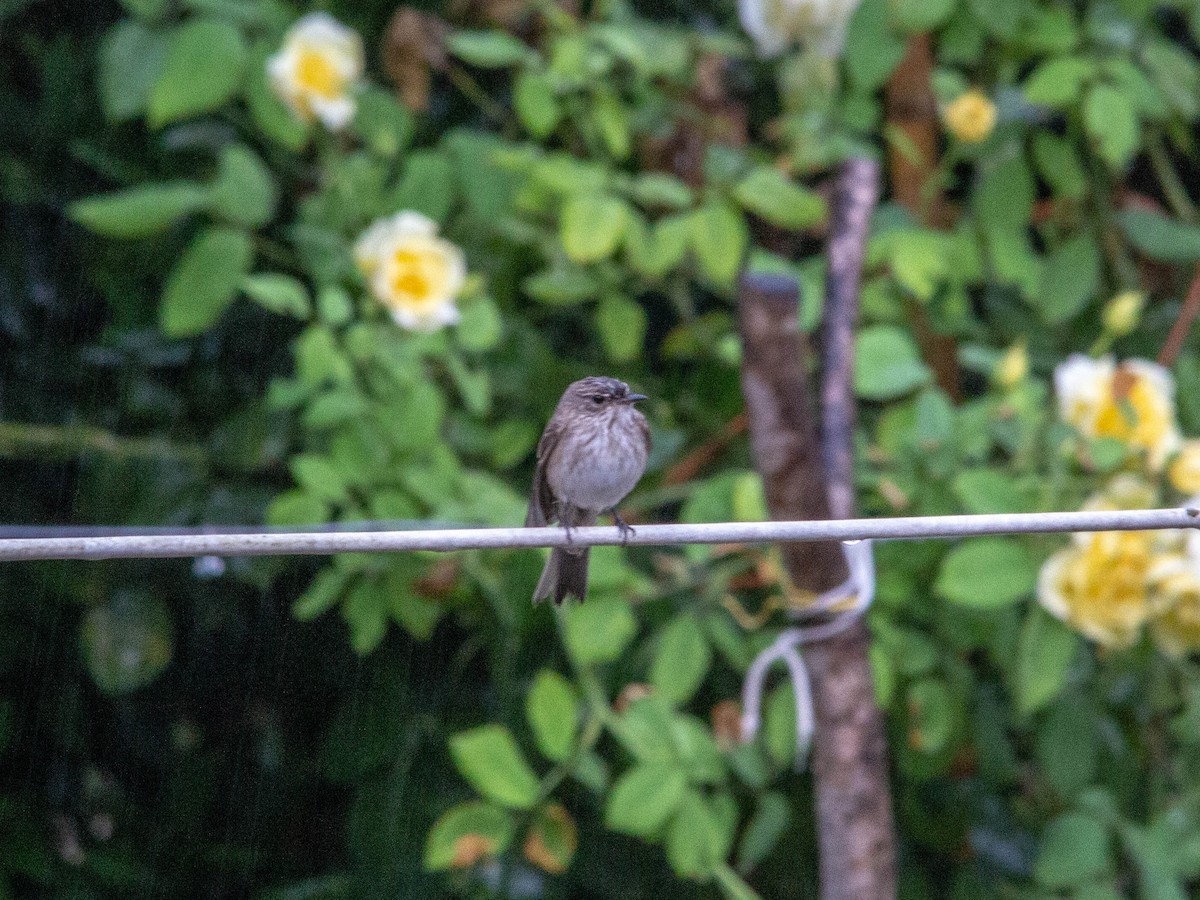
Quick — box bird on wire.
[525,376,651,604]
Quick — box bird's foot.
[613,512,635,546]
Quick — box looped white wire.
[739,539,876,769]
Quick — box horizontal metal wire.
[0,507,1197,563]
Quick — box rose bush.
[7,0,1200,897]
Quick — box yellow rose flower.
[268,13,363,131]
[1037,529,1156,648]
[1148,553,1200,658]
[1168,440,1200,494]
[1054,354,1182,471]
[737,0,861,57]
[943,90,997,144]
[354,212,467,332]
[993,340,1028,388]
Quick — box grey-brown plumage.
[526,376,651,604]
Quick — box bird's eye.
[591,395,605,405]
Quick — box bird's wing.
[524,417,564,527]
[636,411,652,458]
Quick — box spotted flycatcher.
[526,376,651,604]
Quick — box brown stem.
[1158,264,1200,368]
[737,269,896,900]
[884,34,961,400]
[661,413,748,486]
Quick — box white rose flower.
[268,13,364,131]
[354,212,466,332]
[737,0,861,58]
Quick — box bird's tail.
[532,546,590,605]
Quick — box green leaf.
[670,715,725,784]
[119,0,168,18]
[1142,41,1200,119]
[352,87,413,158]
[1037,695,1097,795]
[888,228,948,300]
[99,20,168,121]
[242,273,310,318]
[561,193,628,263]
[513,70,561,138]
[734,168,827,230]
[737,792,789,874]
[341,579,387,654]
[159,227,254,336]
[853,326,931,399]
[632,174,693,210]
[595,295,647,362]
[763,684,798,767]
[650,614,711,705]
[292,567,349,621]
[626,213,690,278]
[1118,210,1200,263]
[1031,132,1087,201]
[1022,56,1095,107]
[952,469,1025,514]
[291,454,348,503]
[563,596,637,667]
[148,18,248,126]
[81,594,173,695]
[69,182,207,238]
[967,0,1021,37]
[604,763,686,836]
[666,791,724,878]
[975,155,1033,228]
[317,286,354,325]
[266,490,329,526]
[526,670,578,763]
[209,144,277,227]
[935,538,1035,608]
[446,30,531,67]
[387,577,442,641]
[449,725,540,810]
[591,88,631,159]
[456,297,502,351]
[424,801,514,871]
[1084,84,1139,170]
[1016,607,1078,717]
[1037,233,1100,323]
[844,0,907,90]
[612,695,676,763]
[389,150,455,223]
[715,865,765,900]
[690,202,747,286]
[891,0,957,34]
[246,56,309,151]
[523,267,600,305]
[1034,814,1111,888]
[906,679,954,753]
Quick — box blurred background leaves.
[8,0,1200,897]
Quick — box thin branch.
[0,421,208,468]
[1147,131,1199,225]
[661,413,748,486]
[0,508,1196,562]
[1158,264,1200,369]
[823,157,880,520]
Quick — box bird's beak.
[626,393,648,403]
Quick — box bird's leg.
[556,502,578,548]
[612,510,635,546]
